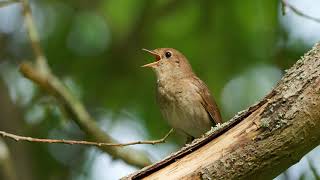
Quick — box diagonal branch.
[18,0,153,168]
[281,0,320,23]
[0,129,173,147]
[21,0,50,74]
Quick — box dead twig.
[0,129,173,147]
[281,0,320,23]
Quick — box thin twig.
[281,0,320,23]
[0,129,174,147]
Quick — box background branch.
[19,0,152,168]
[21,0,49,73]
[281,0,320,23]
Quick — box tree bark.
[123,43,320,180]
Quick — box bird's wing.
[193,77,222,124]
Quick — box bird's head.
[142,48,194,80]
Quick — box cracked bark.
[123,43,320,180]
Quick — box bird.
[142,48,222,143]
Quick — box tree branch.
[18,0,153,168]
[281,0,320,23]
[21,0,50,74]
[122,43,320,179]
[0,129,173,147]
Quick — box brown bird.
[142,48,222,142]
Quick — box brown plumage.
[142,48,222,142]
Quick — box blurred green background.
[0,0,319,179]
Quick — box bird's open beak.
[141,48,161,68]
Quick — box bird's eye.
[165,51,172,58]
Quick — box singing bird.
[142,48,222,142]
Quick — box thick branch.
[123,44,320,179]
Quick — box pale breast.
[156,79,213,138]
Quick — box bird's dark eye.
[165,51,172,58]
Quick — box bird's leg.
[185,135,195,144]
